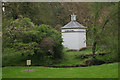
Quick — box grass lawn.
[2,48,92,66]
[0,68,1,79]
[53,48,92,66]
[2,62,118,78]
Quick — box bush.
[22,24,63,59]
[3,18,63,66]
[85,58,105,66]
[96,52,118,63]
[2,18,35,49]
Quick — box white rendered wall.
[62,29,86,50]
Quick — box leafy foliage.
[87,3,118,61]
[2,2,118,66]
[2,18,34,49]
[3,17,63,66]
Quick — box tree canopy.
[2,2,119,65]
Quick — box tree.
[2,2,94,31]
[3,17,63,60]
[89,2,118,60]
[2,2,64,27]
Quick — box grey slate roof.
[62,20,86,29]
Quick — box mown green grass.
[0,68,2,79]
[2,62,118,78]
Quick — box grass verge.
[2,62,118,78]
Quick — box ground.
[2,48,118,78]
[2,63,118,78]
[53,48,92,66]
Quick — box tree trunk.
[92,41,97,59]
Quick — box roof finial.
[71,13,76,21]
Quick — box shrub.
[2,18,35,49]
[3,18,63,64]
[3,18,63,66]
[85,58,105,66]
[22,24,63,59]
[96,52,118,63]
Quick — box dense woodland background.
[2,2,118,66]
